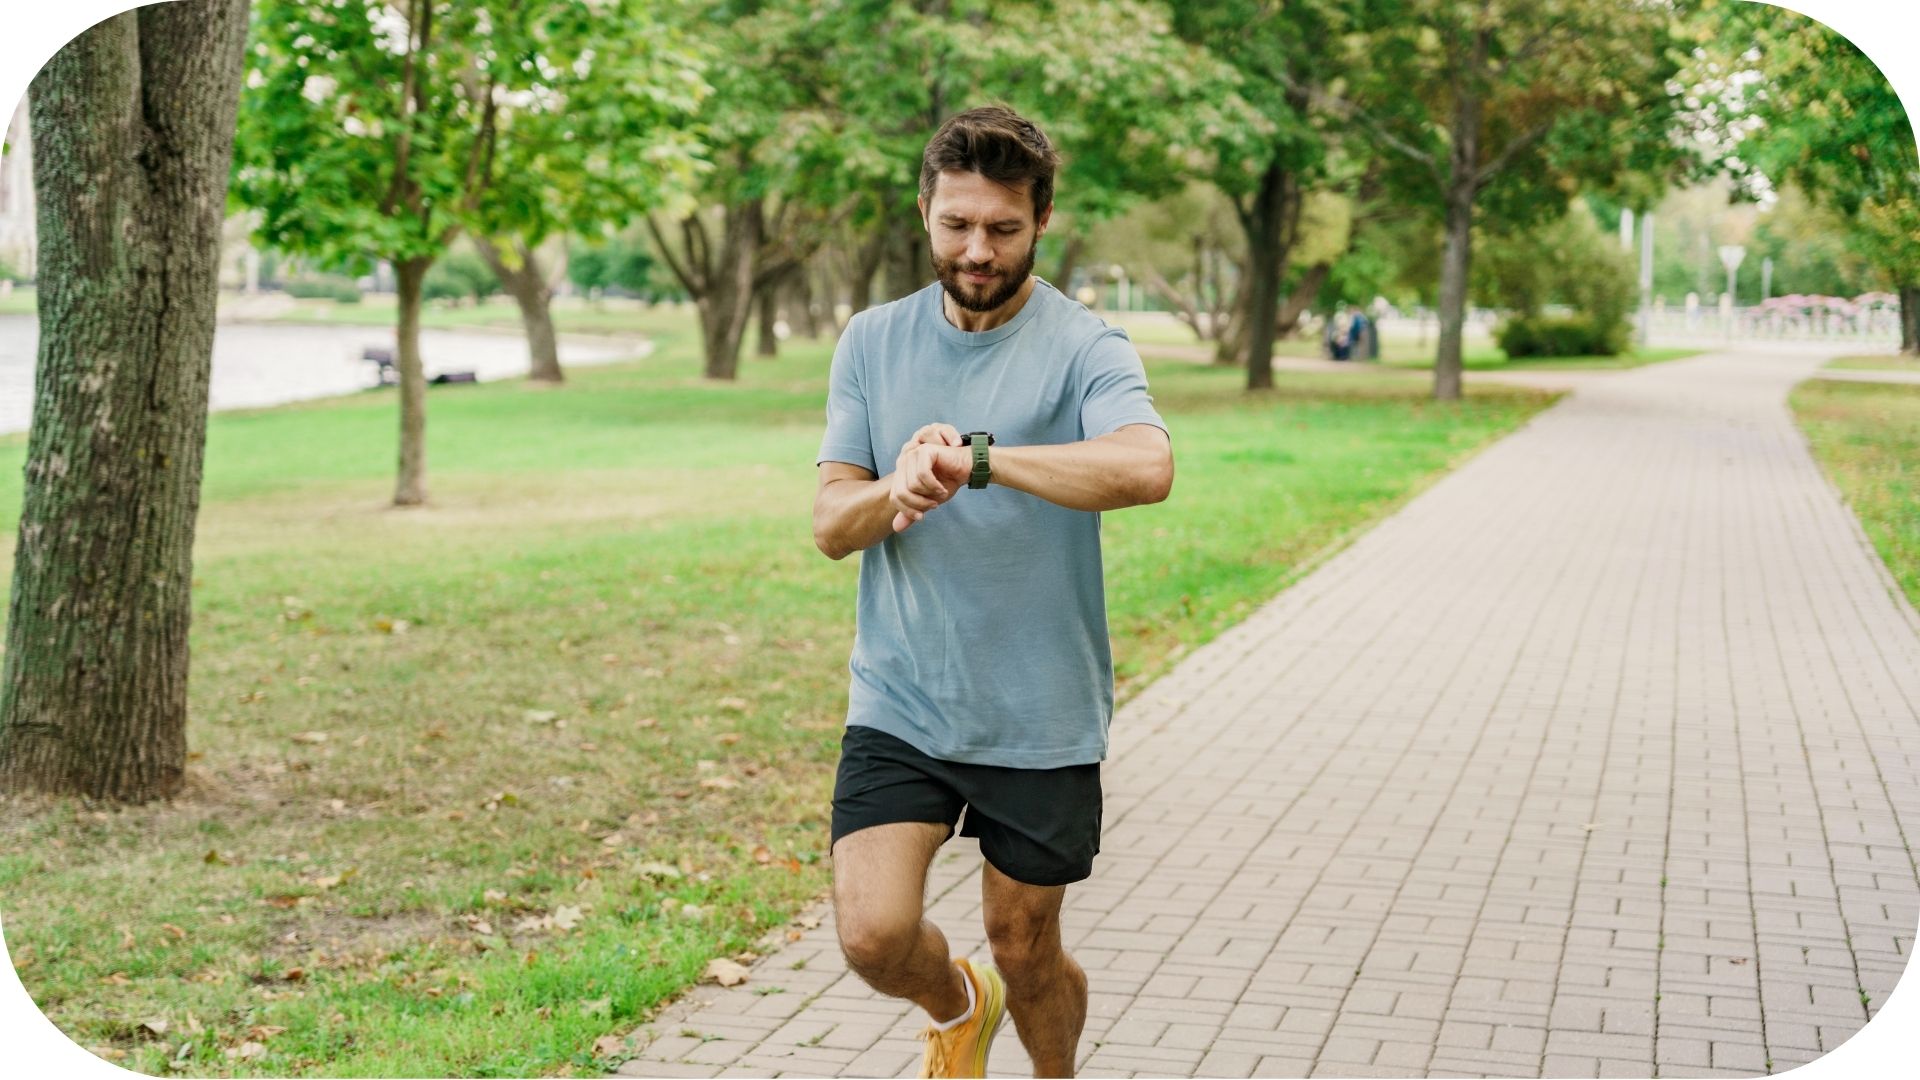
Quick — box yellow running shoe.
[918,957,1008,1078]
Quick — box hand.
[902,423,964,452]
[888,439,971,533]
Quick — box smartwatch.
[960,431,994,489]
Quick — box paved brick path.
[618,347,1920,1078]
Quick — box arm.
[991,423,1173,511]
[812,462,893,561]
[813,427,974,560]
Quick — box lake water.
[0,317,646,437]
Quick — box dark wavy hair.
[918,105,1060,222]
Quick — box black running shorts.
[830,725,1103,887]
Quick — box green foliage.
[281,274,363,303]
[567,234,670,299]
[1716,1,1920,289]
[422,252,499,305]
[233,1,709,268]
[1793,381,1920,609]
[1475,203,1636,325]
[1495,314,1627,359]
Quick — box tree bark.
[393,257,431,504]
[791,262,820,339]
[698,202,760,380]
[1433,188,1473,401]
[1239,161,1291,390]
[476,236,562,383]
[1900,283,1918,355]
[881,213,929,302]
[847,227,887,319]
[1053,232,1085,294]
[754,276,780,357]
[0,0,247,802]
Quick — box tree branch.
[1473,116,1555,186]
[645,213,701,299]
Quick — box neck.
[942,276,1038,333]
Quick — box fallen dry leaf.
[290,731,329,744]
[247,1025,286,1041]
[102,972,131,986]
[716,732,743,745]
[138,1019,169,1039]
[160,923,186,941]
[524,709,558,724]
[225,1041,268,1061]
[752,845,772,864]
[552,905,584,931]
[797,914,821,930]
[704,958,750,986]
[636,861,682,881]
[593,1033,635,1058]
[699,775,739,790]
[483,888,508,903]
[717,696,749,711]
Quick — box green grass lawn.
[0,310,1556,1077]
[1791,380,1920,610]
[1825,353,1920,372]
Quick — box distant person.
[1350,306,1377,361]
[1326,305,1353,360]
[811,105,1173,1079]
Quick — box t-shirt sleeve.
[1078,326,1168,439]
[817,317,877,473]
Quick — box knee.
[837,910,920,979]
[986,916,1054,980]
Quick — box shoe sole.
[971,962,1009,1077]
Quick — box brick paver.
[617,348,1920,1078]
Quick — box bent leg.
[982,860,1087,1078]
[832,821,970,1022]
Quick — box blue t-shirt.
[816,280,1168,768]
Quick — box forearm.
[990,428,1173,512]
[813,475,899,560]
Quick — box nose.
[965,228,994,267]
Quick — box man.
[811,105,1174,1079]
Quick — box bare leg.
[832,821,970,1022]
[982,861,1087,1078]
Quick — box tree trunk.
[476,236,562,383]
[0,0,247,802]
[754,277,780,358]
[790,263,820,339]
[882,214,929,302]
[1239,162,1290,391]
[699,202,760,380]
[1053,232,1085,294]
[393,256,431,505]
[1900,283,1918,355]
[1276,262,1331,338]
[848,226,887,317]
[1433,189,1474,401]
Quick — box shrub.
[1496,313,1629,358]
[282,275,362,303]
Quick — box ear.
[1036,201,1053,238]
[917,195,929,233]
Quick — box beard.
[932,238,1038,314]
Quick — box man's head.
[917,105,1060,314]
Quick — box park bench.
[361,346,396,386]
[362,347,478,386]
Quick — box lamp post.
[1637,212,1654,347]
[1717,244,1746,340]
[1761,256,1773,302]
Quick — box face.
[920,170,1050,314]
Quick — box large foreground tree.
[0,0,249,801]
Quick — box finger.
[936,424,963,446]
[893,510,918,533]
